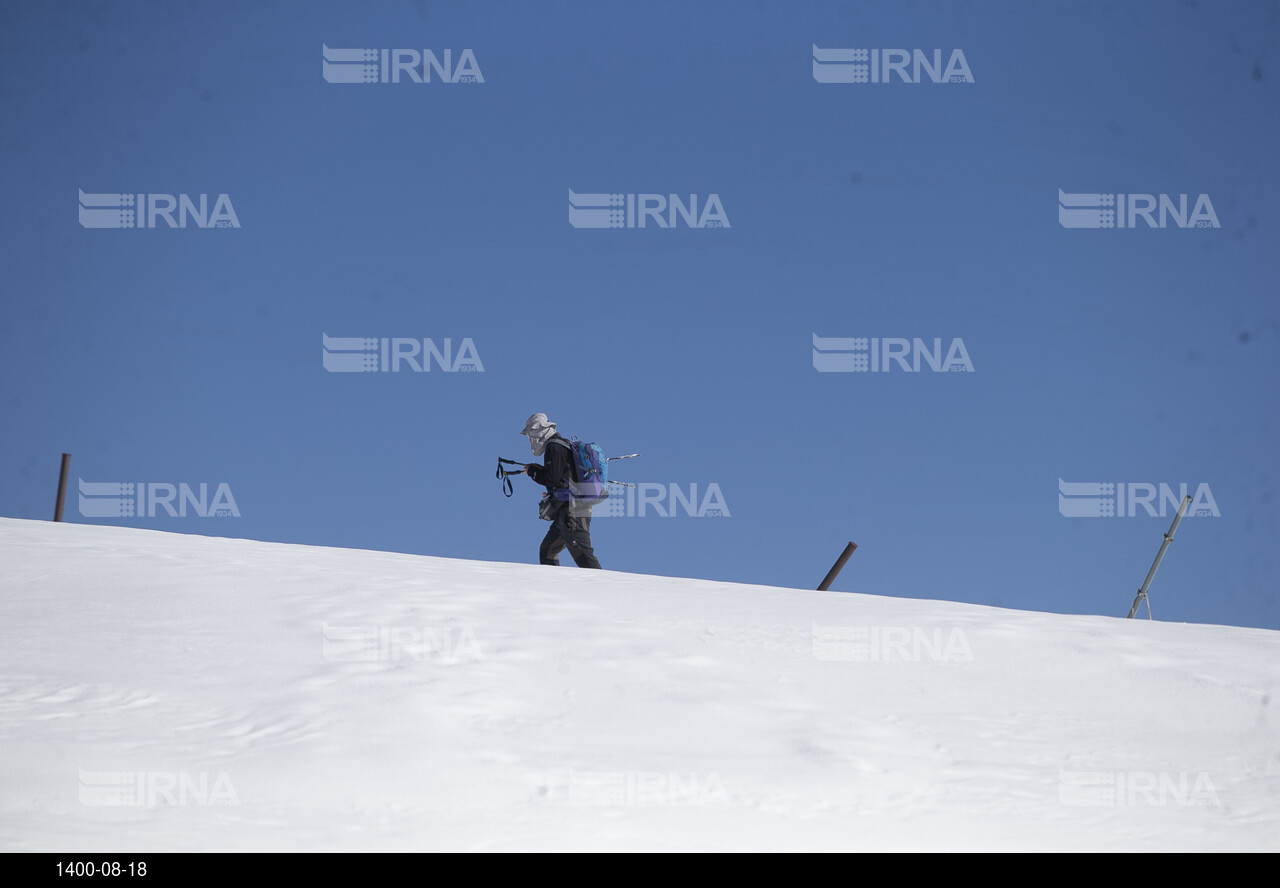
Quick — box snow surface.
[1,517,1277,852]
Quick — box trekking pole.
[496,457,529,497]
[498,453,640,497]
[1127,495,1191,620]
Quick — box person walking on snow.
[519,413,602,569]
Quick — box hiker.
[520,413,602,569]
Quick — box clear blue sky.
[2,0,1277,630]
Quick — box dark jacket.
[526,435,577,495]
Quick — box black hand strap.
[496,457,528,497]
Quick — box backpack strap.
[546,436,578,484]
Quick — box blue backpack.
[550,437,609,505]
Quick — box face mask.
[528,425,555,456]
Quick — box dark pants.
[539,502,602,569]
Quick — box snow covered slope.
[0,517,1276,851]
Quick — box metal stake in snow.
[54,453,70,522]
[1127,495,1192,620]
[817,542,858,592]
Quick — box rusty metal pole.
[53,453,71,521]
[817,541,857,591]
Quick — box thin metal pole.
[54,453,71,521]
[1127,495,1192,619]
[817,542,858,591]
